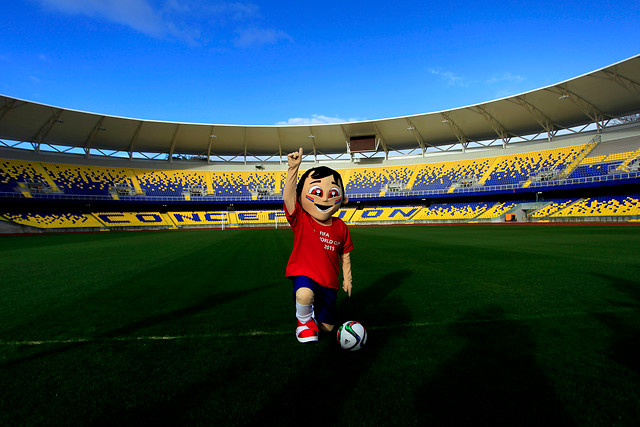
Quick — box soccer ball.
[337,321,367,351]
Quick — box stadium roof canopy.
[1,54,640,162]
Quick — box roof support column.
[30,108,63,153]
[0,98,18,122]
[440,112,469,153]
[405,118,426,156]
[276,128,284,164]
[472,106,511,148]
[243,127,247,165]
[372,124,388,160]
[128,122,143,159]
[83,116,106,158]
[338,125,354,162]
[511,96,557,142]
[308,127,317,162]
[601,68,640,101]
[552,86,606,132]
[207,127,216,164]
[168,124,181,162]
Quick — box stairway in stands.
[558,135,601,180]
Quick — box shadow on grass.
[339,269,413,327]
[240,269,413,426]
[4,271,415,425]
[591,273,640,375]
[1,282,280,369]
[415,305,575,426]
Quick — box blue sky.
[2,0,639,125]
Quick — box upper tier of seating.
[0,159,50,192]
[412,158,493,191]
[483,145,581,186]
[345,166,415,194]
[2,138,639,200]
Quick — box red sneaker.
[296,318,319,343]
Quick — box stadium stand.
[345,165,415,195]
[94,212,175,228]
[2,123,640,231]
[235,209,287,225]
[336,207,357,222]
[2,56,640,233]
[413,202,491,221]
[348,206,422,222]
[483,145,582,187]
[212,171,282,198]
[567,136,640,179]
[2,191,639,231]
[0,159,58,194]
[568,163,621,179]
[1,212,103,229]
[412,158,493,192]
[168,211,229,226]
[1,136,637,201]
[530,199,575,218]
[475,202,518,219]
[583,135,640,162]
[549,195,640,218]
[135,169,211,198]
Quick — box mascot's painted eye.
[328,188,341,198]
[309,186,323,197]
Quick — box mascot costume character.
[283,148,354,343]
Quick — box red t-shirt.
[284,202,353,289]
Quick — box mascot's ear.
[342,195,349,205]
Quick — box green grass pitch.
[1,225,639,425]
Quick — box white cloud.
[429,68,468,87]
[276,115,360,125]
[35,0,199,44]
[162,0,191,14]
[37,0,167,36]
[487,72,526,84]
[206,2,260,21]
[35,1,287,48]
[233,27,292,48]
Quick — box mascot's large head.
[296,166,348,224]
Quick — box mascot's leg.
[295,287,318,343]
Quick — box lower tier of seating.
[3,195,638,230]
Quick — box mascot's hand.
[342,279,352,297]
[288,148,303,168]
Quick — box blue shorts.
[291,276,338,326]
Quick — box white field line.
[0,330,291,346]
[0,306,636,347]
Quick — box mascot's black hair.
[296,166,346,201]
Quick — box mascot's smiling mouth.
[314,203,332,212]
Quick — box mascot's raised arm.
[283,148,353,343]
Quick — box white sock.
[296,302,313,323]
